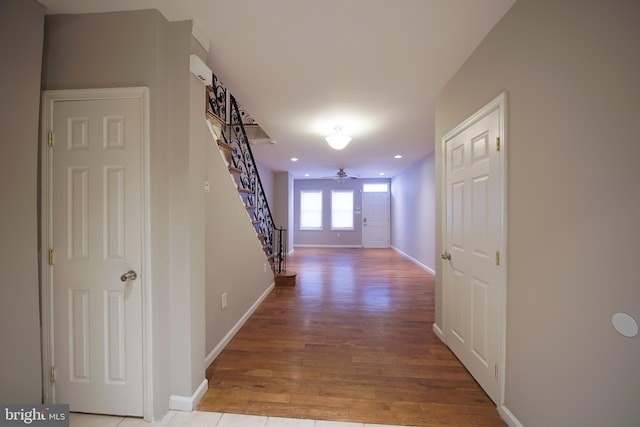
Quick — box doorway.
[441,93,507,404]
[41,88,151,418]
[362,183,390,248]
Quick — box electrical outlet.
[263,263,267,273]
[221,292,227,309]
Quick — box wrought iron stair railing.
[207,73,287,275]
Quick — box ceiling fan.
[323,168,359,183]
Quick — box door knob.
[120,270,138,282]
[441,252,451,260]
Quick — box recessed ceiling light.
[394,154,403,159]
[304,173,310,177]
[379,172,385,176]
[291,157,298,162]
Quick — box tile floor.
[69,411,423,427]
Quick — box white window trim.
[300,190,323,230]
[331,189,354,231]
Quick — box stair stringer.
[202,117,275,364]
[204,120,267,251]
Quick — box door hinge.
[496,136,501,152]
[48,131,55,148]
[495,251,500,266]
[495,363,499,380]
[50,367,56,383]
[49,249,55,266]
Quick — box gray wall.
[170,32,207,402]
[435,0,640,425]
[204,130,274,357]
[0,0,44,404]
[3,7,278,417]
[293,179,390,247]
[390,152,436,272]
[43,10,199,419]
[256,161,274,209]
[274,171,294,252]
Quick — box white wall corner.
[191,21,210,52]
[499,405,525,427]
[169,379,208,412]
[432,322,445,342]
[190,55,212,86]
[391,246,436,275]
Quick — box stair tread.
[206,111,225,127]
[217,141,234,152]
[276,271,297,277]
[275,271,297,287]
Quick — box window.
[363,183,389,192]
[300,190,323,230]
[331,190,354,230]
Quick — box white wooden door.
[442,94,505,404]
[362,191,390,248]
[45,93,145,416]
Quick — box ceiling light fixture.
[325,127,352,151]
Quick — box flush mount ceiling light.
[325,127,352,151]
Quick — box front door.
[42,89,147,416]
[362,189,390,248]
[442,94,506,404]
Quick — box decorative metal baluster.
[221,95,277,264]
[207,72,227,124]
[209,73,286,273]
[235,99,258,126]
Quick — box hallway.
[198,248,505,426]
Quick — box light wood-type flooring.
[199,248,506,427]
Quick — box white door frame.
[440,92,507,407]
[40,87,153,421]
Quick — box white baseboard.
[391,246,436,275]
[499,405,525,427]
[432,322,445,343]
[205,281,275,367]
[294,244,363,248]
[169,378,208,412]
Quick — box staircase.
[206,73,295,286]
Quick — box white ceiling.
[38,0,515,179]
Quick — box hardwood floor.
[199,248,505,427]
